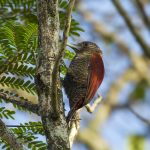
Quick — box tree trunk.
[36,0,70,149]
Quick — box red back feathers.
[84,52,104,105]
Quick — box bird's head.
[67,41,102,54]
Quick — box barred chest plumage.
[68,53,90,83]
[63,53,91,107]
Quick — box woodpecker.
[63,41,104,122]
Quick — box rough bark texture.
[36,0,70,149]
[0,93,39,114]
[0,119,23,150]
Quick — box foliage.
[61,49,75,75]
[0,0,37,24]
[0,107,15,119]
[59,0,84,37]
[0,122,46,150]
[0,21,37,96]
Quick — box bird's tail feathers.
[66,107,76,123]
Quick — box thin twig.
[0,119,23,150]
[85,96,103,113]
[135,0,150,31]
[112,103,150,126]
[112,0,150,58]
[128,105,150,126]
[0,92,39,114]
[52,0,75,116]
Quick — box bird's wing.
[84,53,104,105]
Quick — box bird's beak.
[67,43,80,51]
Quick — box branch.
[77,128,110,150]
[69,112,80,147]
[112,0,150,58]
[85,96,103,113]
[128,105,150,126]
[135,0,150,31]
[112,103,150,126]
[0,119,23,150]
[0,92,39,114]
[52,0,75,116]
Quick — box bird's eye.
[83,42,88,47]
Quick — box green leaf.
[64,50,75,60]
[0,107,15,119]
[130,79,148,101]
[0,76,36,94]
[129,135,145,150]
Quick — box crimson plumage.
[63,41,104,122]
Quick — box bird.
[63,41,104,123]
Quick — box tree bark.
[0,119,23,150]
[36,0,70,149]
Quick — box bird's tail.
[67,108,80,130]
[66,107,77,123]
